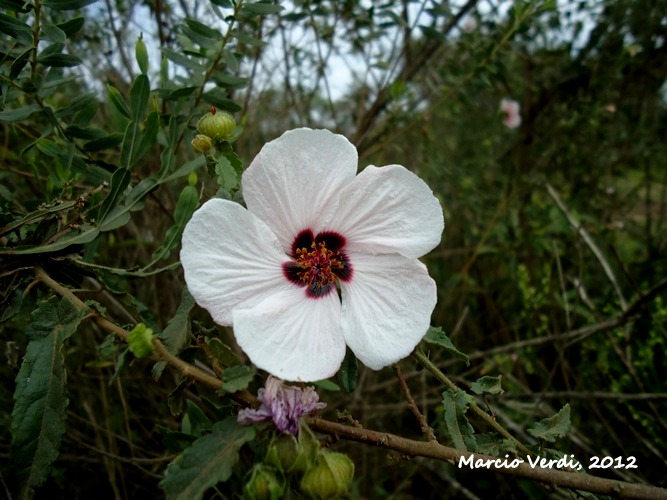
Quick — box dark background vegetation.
[1,0,666,498]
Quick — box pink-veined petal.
[180,198,289,326]
[340,252,437,370]
[242,128,358,249]
[329,165,444,259]
[233,287,346,382]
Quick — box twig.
[412,350,533,457]
[393,364,437,442]
[545,182,628,311]
[306,418,667,499]
[33,266,256,406]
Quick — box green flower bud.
[196,108,236,141]
[135,33,149,74]
[300,452,354,499]
[191,134,214,155]
[266,433,312,474]
[243,464,284,500]
[127,323,154,358]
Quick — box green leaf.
[161,47,205,73]
[41,23,67,43]
[214,155,237,191]
[184,18,222,41]
[161,155,205,183]
[150,185,199,263]
[10,48,33,80]
[212,72,249,89]
[527,404,571,443]
[120,121,141,169]
[337,348,357,393]
[107,84,131,119]
[0,0,33,13]
[160,417,255,499]
[11,225,99,255]
[153,289,195,379]
[241,2,284,15]
[134,110,160,161]
[10,297,86,494]
[205,338,243,368]
[98,167,131,224]
[202,89,242,113]
[441,389,476,451]
[38,53,82,67]
[470,375,504,396]
[0,104,41,122]
[135,33,149,74]
[220,365,254,394]
[0,13,31,39]
[422,326,469,365]
[128,323,155,358]
[124,177,159,210]
[42,0,100,10]
[83,133,124,152]
[56,17,84,37]
[232,32,268,47]
[129,73,150,121]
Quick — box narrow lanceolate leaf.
[422,326,469,365]
[527,404,571,443]
[41,0,99,10]
[0,13,31,39]
[98,167,131,224]
[153,289,195,379]
[160,418,255,500]
[0,104,41,122]
[241,1,284,15]
[441,389,476,451]
[150,185,199,263]
[37,53,82,67]
[11,225,99,254]
[129,73,150,121]
[107,84,131,119]
[10,297,86,495]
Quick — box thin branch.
[412,350,533,457]
[545,182,628,311]
[306,418,667,500]
[33,266,256,406]
[393,364,437,442]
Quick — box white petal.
[180,198,289,326]
[233,287,346,382]
[329,165,444,259]
[340,252,437,370]
[242,128,358,249]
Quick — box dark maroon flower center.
[283,229,353,298]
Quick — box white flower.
[180,128,444,382]
[500,98,522,129]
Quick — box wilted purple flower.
[238,376,326,435]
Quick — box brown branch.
[33,266,667,497]
[306,418,667,500]
[393,364,437,442]
[33,266,256,406]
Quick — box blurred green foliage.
[1,0,666,498]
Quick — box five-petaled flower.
[237,376,325,435]
[500,98,522,129]
[180,128,444,381]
